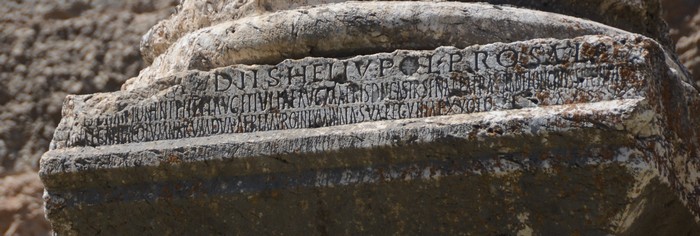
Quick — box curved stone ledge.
[126,2,632,90]
[140,0,670,64]
[39,99,646,179]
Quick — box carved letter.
[497,48,518,68]
[215,72,232,91]
[448,52,463,72]
[267,67,281,87]
[379,58,394,77]
[353,60,371,79]
[528,46,543,66]
[312,63,325,81]
[474,51,489,71]
[428,54,442,74]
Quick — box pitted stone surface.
[36,0,700,233]
[54,36,647,148]
[140,0,671,65]
[127,2,637,90]
[41,34,700,234]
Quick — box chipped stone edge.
[130,1,637,90]
[40,99,649,176]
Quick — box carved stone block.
[41,33,700,234]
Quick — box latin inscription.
[76,39,645,146]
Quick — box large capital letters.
[497,48,518,68]
[448,52,463,72]
[215,72,232,91]
[379,58,394,76]
[474,51,489,71]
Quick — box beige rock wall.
[0,171,48,235]
[662,0,700,84]
[0,0,177,235]
[0,0,177,173]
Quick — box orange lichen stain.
[581,43,596,59]
[161,185,172,198]
[600,148,615,161]
[299,200,309,210]
[247,194,260,204]
[167,154,181,165]
[536,91,550,104]
[599,49,609,62]
[619,66,634,80]
[439,100,450,114]
[269,190,280,198]
[191,181,203,195]
[419,104,434,117]
[519,45,530,65]
[572,229,582,236]
[450,71,469,83]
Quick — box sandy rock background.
[0,0,178,235]
[664,0,700,82]
[0,0,698,234]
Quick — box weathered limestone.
[140,0,671,64]
[40,1,700,234]
[55,36,650,148]
[42,33,700,234]
[128,2,637,91]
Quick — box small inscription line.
[73,39,644,147]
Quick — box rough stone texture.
[127,1,640,92]
[140,0,672,65]
[41,34,700,234]
[52,36,658,148]
[661,0,700,85]
[141,0,700,87]
[675,11,700,83]
[0,0,177,235]
[661,0,699,42]
[0,0,690,234]
[0,171,50,235]
[0,0,178,173]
